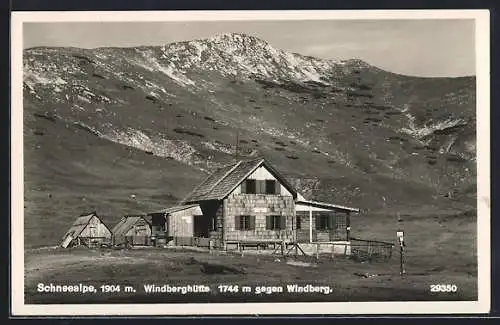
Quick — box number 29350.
[430,284,458,293]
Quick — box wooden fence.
[349,237,395,262]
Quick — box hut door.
[89,225,97,246]
[134,225,148,245]
[193,215,209,238]
[89,225,96,237]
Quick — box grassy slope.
[24,113,204,247]
[22,46,477,250]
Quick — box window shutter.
[275,181,281,195]
[234,216,240,230]
[266,216,272,230]
[315,213,321,230]
[279,216,286,230]
[246,180,256,194]
[240,181,247,194]
[296,216,301,230]
[327,215,334,230]
[250,216,256,230]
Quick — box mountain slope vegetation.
[23,33,476,247]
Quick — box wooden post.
[346,212,351,241]
[315,243,319,261]
[235,132,240,160]
[309,208,313,243]
[397,231,406,277]
[281,240,284,256]
[400,242,406,277]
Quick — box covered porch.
[295,199,360,243]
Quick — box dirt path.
[24,247,478,304]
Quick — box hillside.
[23,33,477,247]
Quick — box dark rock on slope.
[23,33,476,247]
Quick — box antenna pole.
[235,131,239,160]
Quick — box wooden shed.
[60,211,112,248]
[111,215,152,247]
[147,204,202,247]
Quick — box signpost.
[397,231,406,277]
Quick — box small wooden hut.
[60,211,112,248]
[111,215,152,247]
[147,204,202,247]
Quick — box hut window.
[242,180,256,194]
[241,179,280,195]
[316,214,335,230]
[265,180,279,194]
[266,215,285,230]
[235,215,255,230]
[335,215,346,230]
[296,216,302,230]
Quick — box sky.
[23,19,476,77]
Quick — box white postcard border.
[10,9,491,316]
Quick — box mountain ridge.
[23,33,477,246]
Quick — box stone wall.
[223,194,295,242]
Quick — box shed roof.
[61,211,109,240]
[181,158,297,203]
[149,204,200,216]
[296,200,361,213]
[112,215,151,237]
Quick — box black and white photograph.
[11,10,490,315]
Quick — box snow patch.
[77,95,91,103]
[101,126,201,167]
[24,71,52,85]
[401,117,467,139]
[104,128,155,152]
[134,49,195,87]
[202,141,234,155]
[158,63,195,86]
[72,105,85,111]
[54,77,67,85]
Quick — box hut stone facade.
[223,194,295,242]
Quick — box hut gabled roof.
[112,215,151,237]
[181,158,297,203]
[61,211,111,244]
